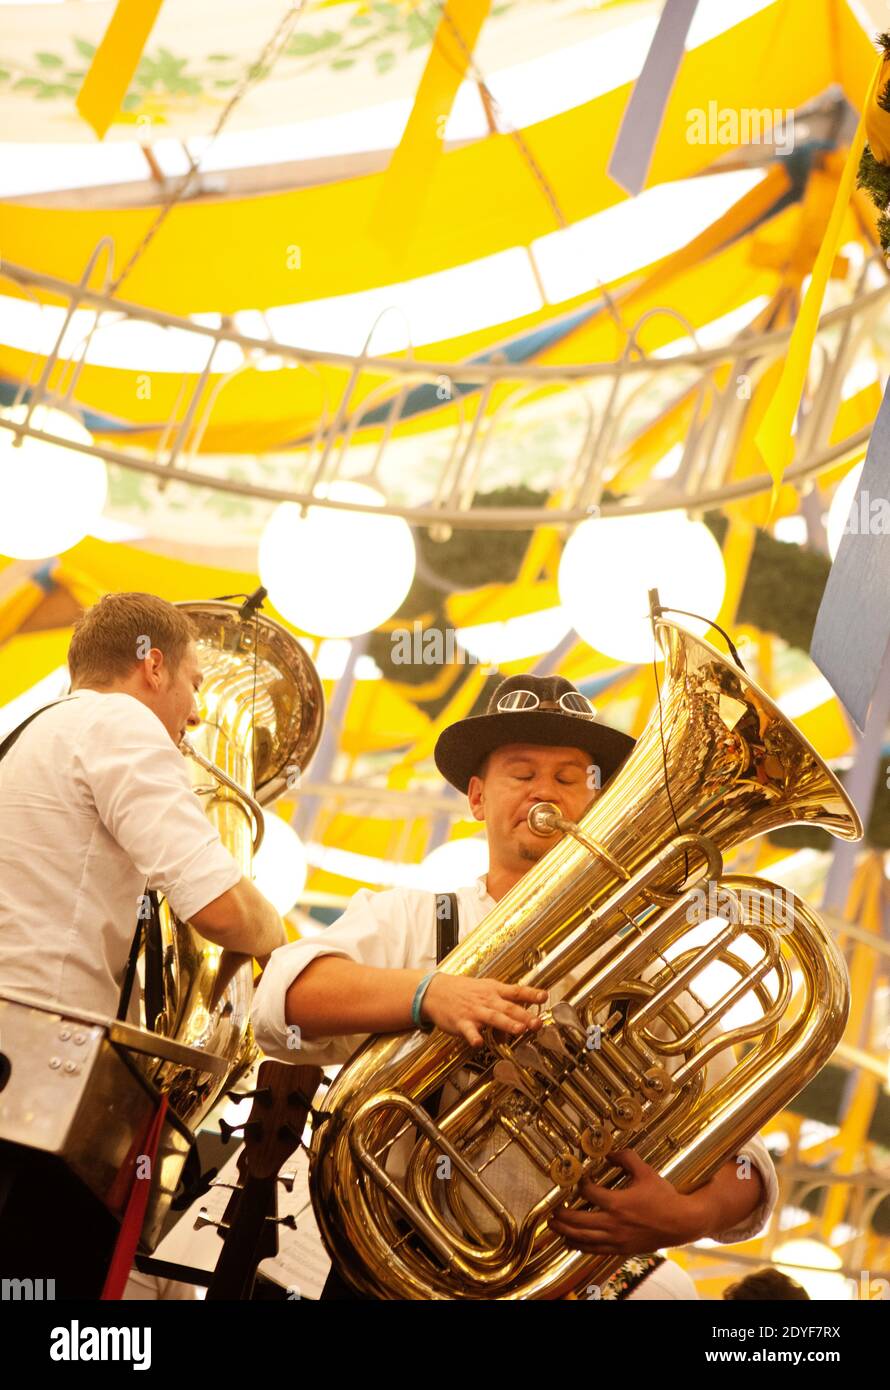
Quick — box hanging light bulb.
[259,480,416,638]
[412,836,489,890]
[252,812,307,916]
[0,404,107,559]
[772,1238,853,1300]
[558,511,726,663]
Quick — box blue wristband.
[412,972,437,1031]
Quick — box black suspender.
[0,699,67,764]
[435,891,459,964]
[115,890,164,1023]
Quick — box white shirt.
[252,877,779,1246]
[0,690,241,1018]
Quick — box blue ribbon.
[811,379,890,731]
[608,0,700,197]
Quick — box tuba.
[308,620,862,1300]
[123,599,324,1245]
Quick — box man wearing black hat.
[432,674,636,956]
[252,673,777,1297]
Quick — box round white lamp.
[772,1238,852,1300]
[414,836,489,891]
[0,404,106,559]
[252,812,308,916]
[259,480,416,637]
[558,512,726,663]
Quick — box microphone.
[238,586,267,622]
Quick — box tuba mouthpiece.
[527,801,563,836]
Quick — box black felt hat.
[434,673,635,794]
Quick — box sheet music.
[154,1140,332,1299]
[256,1146,332,1300]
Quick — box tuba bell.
[308,619,862,1300]
[132,599,324,1244]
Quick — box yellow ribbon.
[368,0,492,254]
[865,52,890,163]
[754,55,883,516]
[76,0,165,139]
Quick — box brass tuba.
[308,620,861,1299]
[132,599,324,1244]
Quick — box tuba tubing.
[180,733,266,853]
[137,600,324,1246]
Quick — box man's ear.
[467,773,485,823]
[140,647,166,692]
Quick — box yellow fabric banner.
[76,0,165,139]
[2,0,830,311]
[368,0,492,256]
[754,55,883,513]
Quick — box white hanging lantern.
[252,812,308,916]
[413,836,489,890]
[558,511,726,663]
[0,404,107,559]
[259,480,416,638]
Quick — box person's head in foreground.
[723,1267,810,1300]
[67,591,202,747]
[434,672,635,886]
